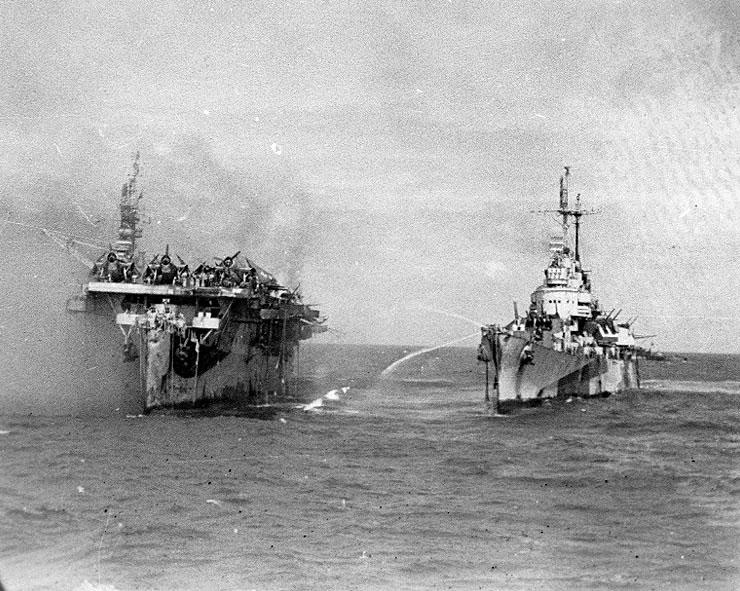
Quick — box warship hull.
[68,157,325,413]
[478,167,641,412]
[76,282,319,412]
[492,331,639,408]
[138,319,295,410]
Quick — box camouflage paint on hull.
[478,168,641,410]
[66,158,324,413]
[495,331,639,404]
[140,321,294,410]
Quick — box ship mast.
[530,167,598,263]
[573,194,582,262]
[115,152,144,260]
[558,166,573,255]
[557,166,590,262]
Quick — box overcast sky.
[1,0,738,352]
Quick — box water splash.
[303,397,324,411]
[301,386,351,411]
[380,332,480,377]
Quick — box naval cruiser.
[478,167,639,412]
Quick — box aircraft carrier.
[68,156,326,411]
[478,167,639,412]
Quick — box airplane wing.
[246,258,278,285]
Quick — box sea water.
[0,346,738,590]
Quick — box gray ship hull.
[66,157,324,413]
[74,282,320,412]
[492,331,639,405]
[478,167,641,411]
[139,321,294,410]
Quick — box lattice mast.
[115,152,144,260]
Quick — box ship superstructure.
[478,168,639,411]
[71,156,326,411]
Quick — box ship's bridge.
[543,254,583,286]
[531,253,592,318]
[531,285,592,318]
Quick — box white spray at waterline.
[301,386,351,411]
[303,398,324,411]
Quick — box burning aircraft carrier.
[68,155,326,412]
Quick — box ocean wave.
[641,380,740,394]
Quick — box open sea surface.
[1,345,738,590]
